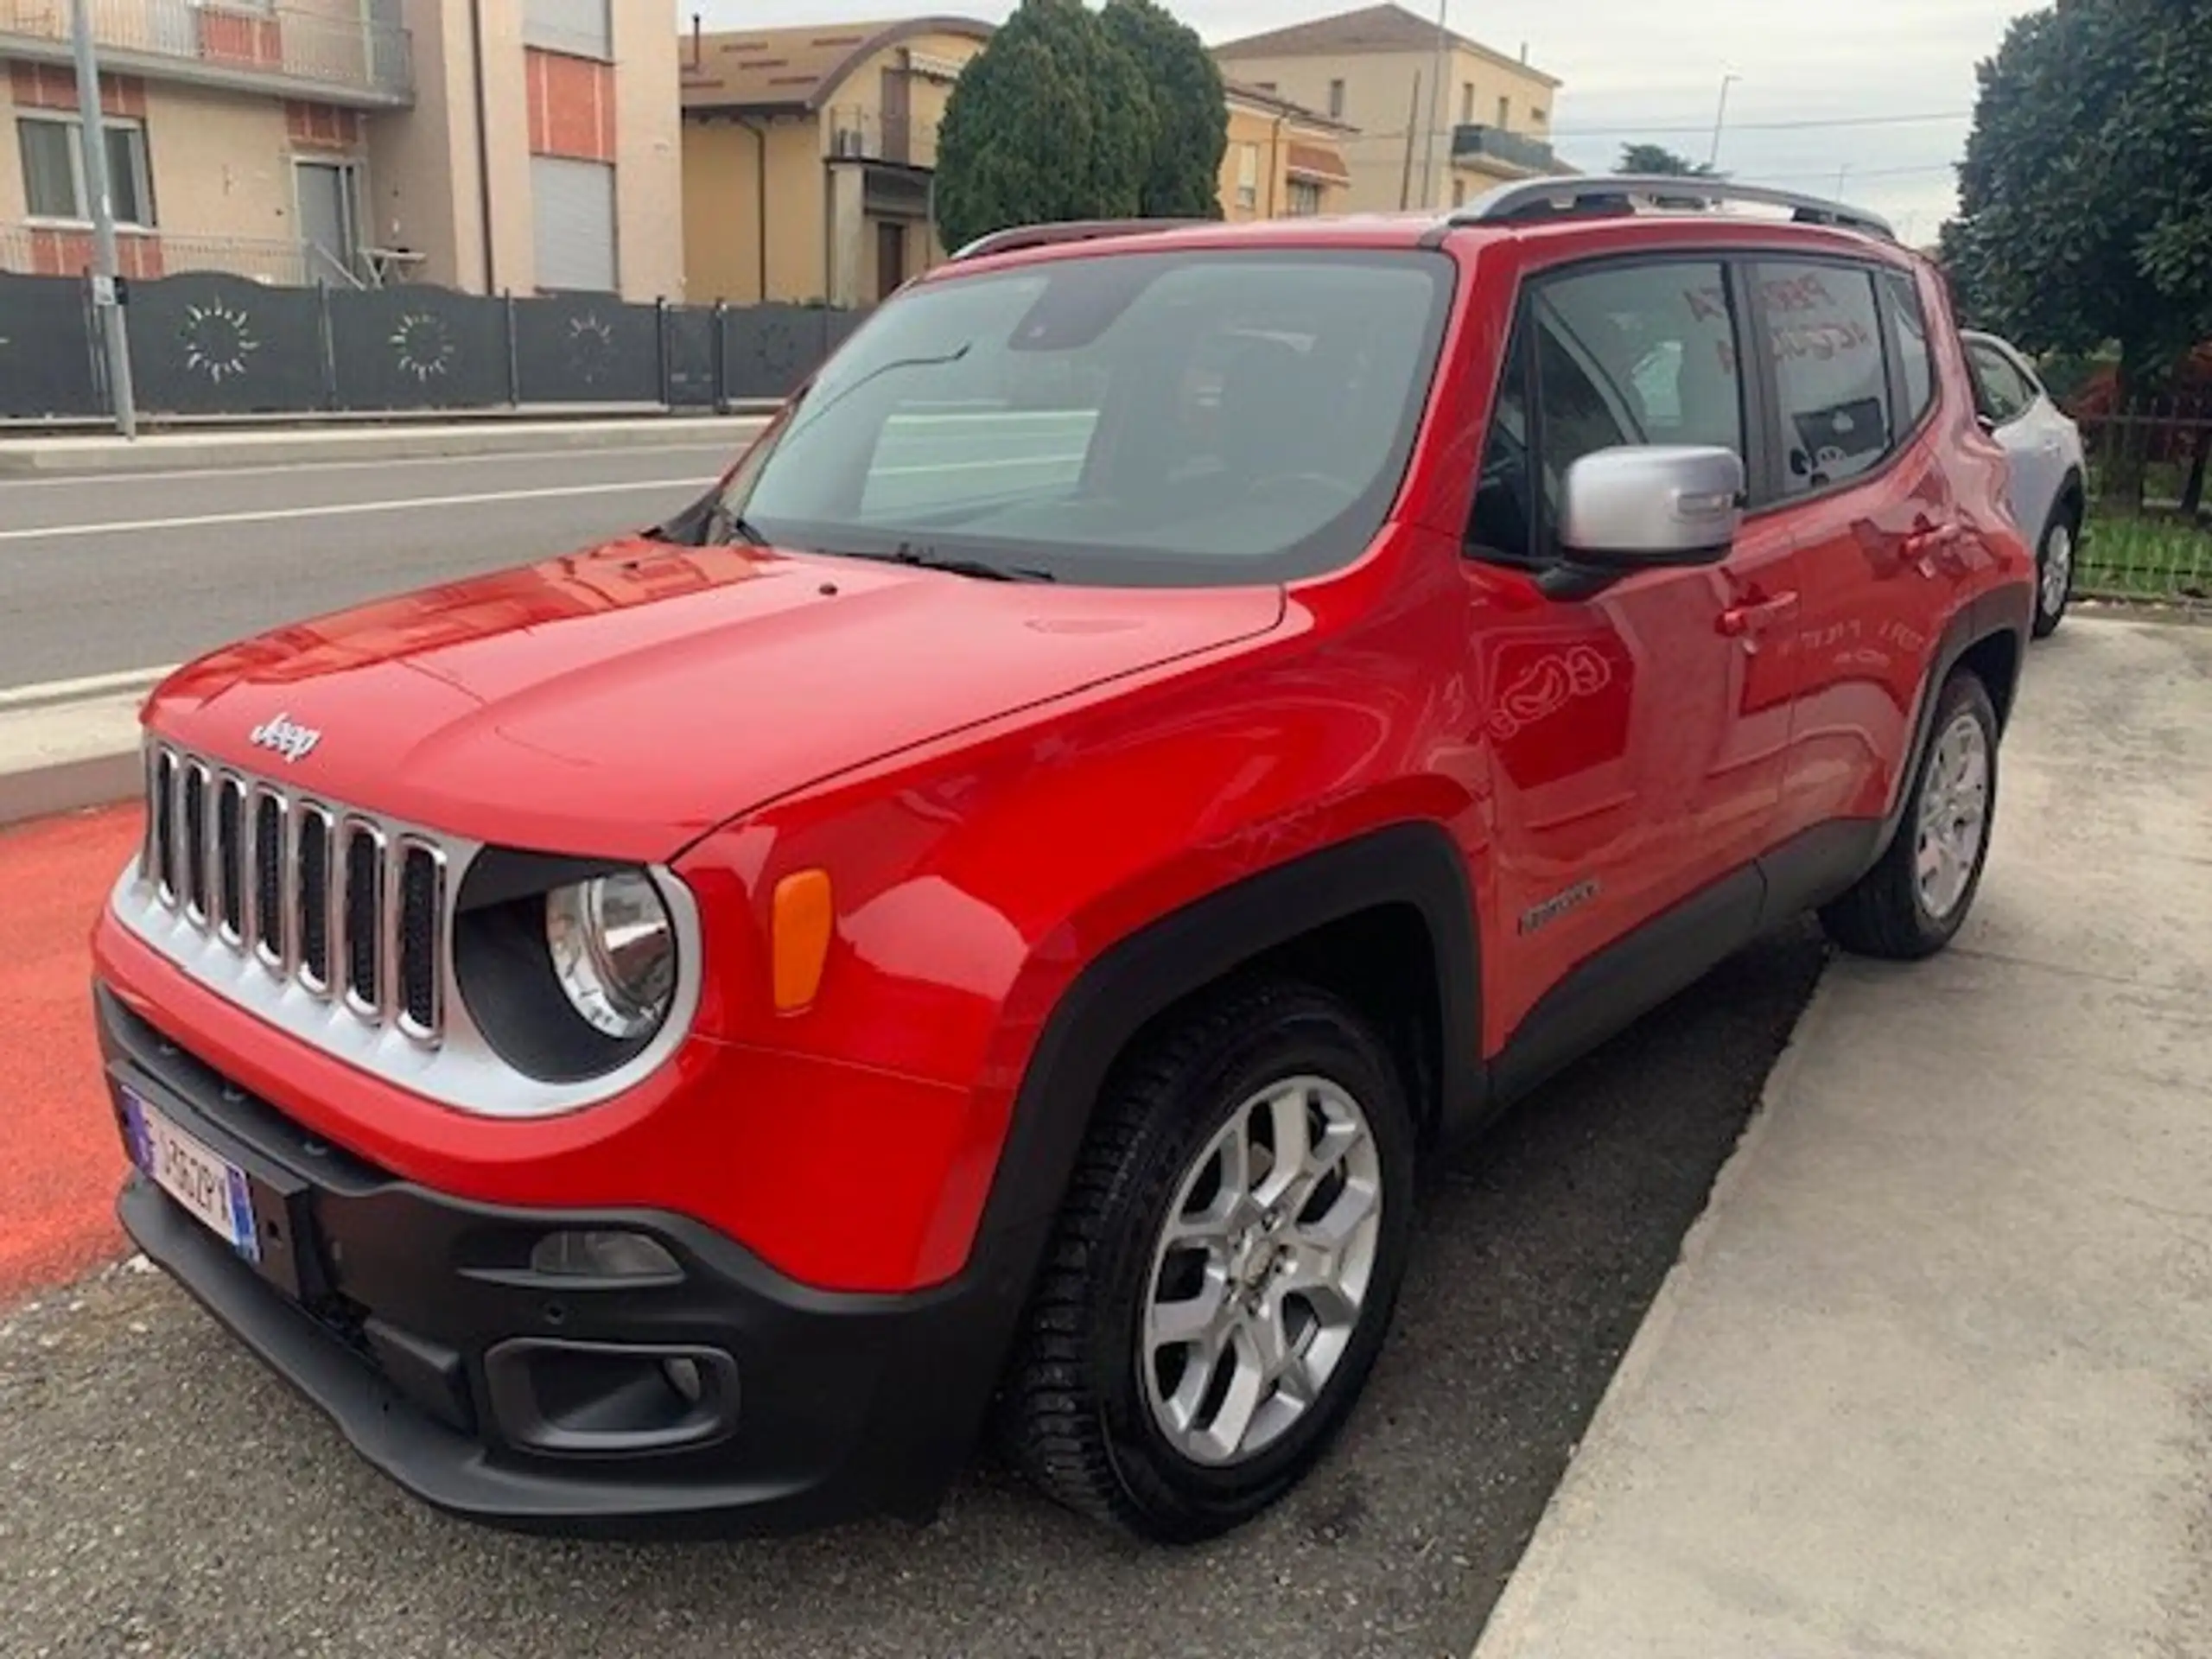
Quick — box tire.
[2032,501,2079,639]
[1001,979,1417,1542]
[1820,670,1999,960]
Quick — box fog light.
[663,1356,703,1405]
[528,1230,681,1281]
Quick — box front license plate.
[121,1087,260,1263]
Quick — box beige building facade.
[0,0,681,299]
[1213,1,1565,215]
[681,16,1358,308]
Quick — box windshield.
[712,249,1455,587]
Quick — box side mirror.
[1537,446,1745,598]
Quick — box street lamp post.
[1707,72,1741,171]
[70,0,136,438]
[1418,0,1448,207]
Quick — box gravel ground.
[0,924,1827,1659]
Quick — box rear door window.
[1755,262,1894,497]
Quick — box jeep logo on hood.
[249,712,321,764]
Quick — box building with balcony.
[1,0,680,298]
[680,16,993,309]
[680,16,1362,308]
[1212,2,1566,215]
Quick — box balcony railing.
[827,105,941,171]
[0,0,411,106]
[1451,124,1558,175]
[3,223,365,286]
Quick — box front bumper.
[99,985,1035,1536]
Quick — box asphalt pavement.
[0,437,758,691]
[0,922,1827,1659]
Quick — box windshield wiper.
[887,543,1056,582]
[700,500,767,546]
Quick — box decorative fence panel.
[0,271,861,421]
[330,285,512,412]
[124,272,328,416]
[0,274,103,419]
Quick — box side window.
[1757,262,1893,496]
[1469,260,1744,563]
[1882,270,1936,426]
[1967,342,2033,428]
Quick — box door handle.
[1904,522,1968,573]
[1718,592,1800,638]
[1903,523,1961,559]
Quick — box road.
[0,435,760,691]
[0,919,1827,1659]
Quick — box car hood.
[144,538,1287,862]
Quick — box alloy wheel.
[1139,1075,1383,1467]
[1914,709,1991,921]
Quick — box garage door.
[532,156,617,293]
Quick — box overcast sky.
[693,0,2030,243]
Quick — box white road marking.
[0,664,178,710]
[0,443,749,490]
[0,478,712,542]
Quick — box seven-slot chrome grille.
[141,744,447,1045]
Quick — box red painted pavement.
[0,804,140,1302]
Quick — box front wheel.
[1820,671,1999,960]
[1001,980,1416,1541]
[2033,507,2078,638]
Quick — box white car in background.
[1961,329,2088,637]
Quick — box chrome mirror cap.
[1557,445,1745,563]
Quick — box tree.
[1618,143,1714,177]
[1102,0,1227,219]
[1943,0,2212,502]
[932,0,1158,256]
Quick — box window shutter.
[531,156,617,293]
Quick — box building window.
[1530,106,1548,126]
[1452,178,1465,208]
[522,0,611,60]
[531,154,617,292]
[1459,82,1474,124]
[16,113,153,226]
[1497,94,1511,128]
[1327,79,1344,118]
[1287,178,1323,216]
[1236,143,1259,210]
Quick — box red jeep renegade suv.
[94,178,2035,1542]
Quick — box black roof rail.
[1446,175,1897,242]
[948,218,1216,263]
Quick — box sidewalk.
[0,410,771,477]
[1473,613,2212,1657]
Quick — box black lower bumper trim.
[99,985,1044,1538]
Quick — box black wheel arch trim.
[1878,585,2031,855]
[979,820,1484,1248]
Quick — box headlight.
[546,871,676,1041]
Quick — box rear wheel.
[2033,505,2078,638]
[1001,980,1416,1541]
[1820,671,1999,960]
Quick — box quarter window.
[1756,262,1892,496]
[1470,259,1745,563]
[1883,270,1936,425]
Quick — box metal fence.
[0,270,865,421]
[2072,400,2212,603]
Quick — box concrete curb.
[0,750,142,829]
[1465,979,1837,1659]
[0,670,168,829]
[0,413,773,478]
